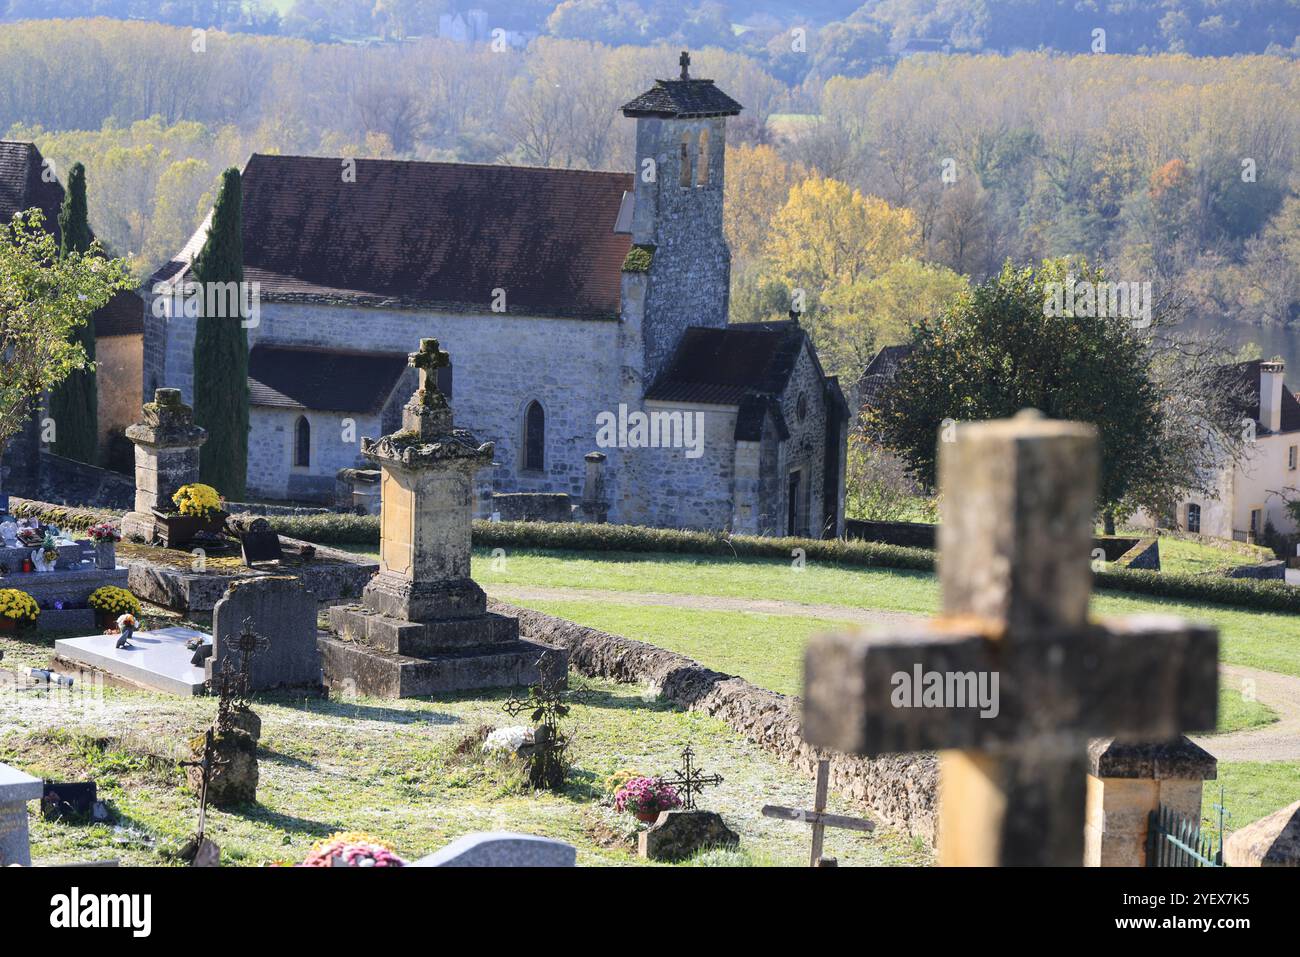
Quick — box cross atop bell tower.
[679,50,690,79]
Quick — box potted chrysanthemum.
[300,832,406,867]
[154,483,228,547]
[89,586,141,631]
[614,776,682,824]
[0,588,39,633]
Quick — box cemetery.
[1,344,1298,870]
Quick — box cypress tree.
[48,161,98,463]
[191,167,249,500]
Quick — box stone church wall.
[166,301,629,511]
[776,344,833,537]
[247,406,382,503]
[618,403,738,530]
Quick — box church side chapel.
[144,54,847,537]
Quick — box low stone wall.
[490,599,938,841]
[846,519,936,549]
[492,493,574,523]
[1113,537,1160,571]
[1227,559,1287,580]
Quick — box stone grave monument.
[411,832,577,867]
[0,762,43,866]
[210,577,322,692]
[122,388,207,544]
[802,410,1219,866]
[321,339,566,697]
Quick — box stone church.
[145,57,849,537]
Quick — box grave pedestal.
[0,763,43,867]
[321,339,566,697]
[122,389,207,544]
[1083,736,1216,867]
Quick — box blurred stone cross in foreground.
[802,411,1219,866]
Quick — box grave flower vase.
[635,809,661,824]
[94,540,116,570]
[0,617,16,634]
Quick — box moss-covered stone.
[622,244,655,273]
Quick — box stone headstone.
[1224,799,1300,867]
[209,577,321,691]
[0,763,43,867]
[411,831,577,867]
[638,809,739,862]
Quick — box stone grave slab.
[0,763,43,867]
[411,831,576,867]
[53,626,210,696]
[209,577,322,691]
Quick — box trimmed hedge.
[1093,566,1300,613]
[9,498,1300,615]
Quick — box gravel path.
[489,584,1300,763]
[1193,664,1300,762]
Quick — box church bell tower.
[619,52,743,385]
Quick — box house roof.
[0,140,64,244]
[94,290,145,338]
[621,78,744,118]
[154,155,634,320]
[247,344,409,414]
[857,343,913,410]
[1219,359,1300,435]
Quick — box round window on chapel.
[796,394,808,422]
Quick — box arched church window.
[679,133,694,187]
[294,415,310,468]
[696,128,710,186]
[524,401,545,472]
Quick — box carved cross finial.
[679,50,690,80]
[409,338,451,404]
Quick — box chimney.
[1260,360,1285,433]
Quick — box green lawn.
[467,547,1300,679]
[1205,761,1300,837]
[1154,536,1273,575]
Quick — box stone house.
[143,58,848,535]
[1134,360,1300,542]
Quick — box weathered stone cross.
[762,758,875,867]
[802,411,1219,866]
[409,337,450,404]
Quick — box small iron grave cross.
[409,337,451,404]
[207,657,241,734]
[229,617,270,707]
[802,411,1218,866]
[503,650,579,790]
[664,745,723,810]
[679,50,691,80]
[178,727,222,866]
[762,759,874,867]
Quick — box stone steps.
[318,634,564,697]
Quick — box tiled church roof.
[647,321,821,439]
[248,344,408,413]
[620,79,744,118]
[154,155,634,320]
[0,140,64,244]
[621,52,743,118]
